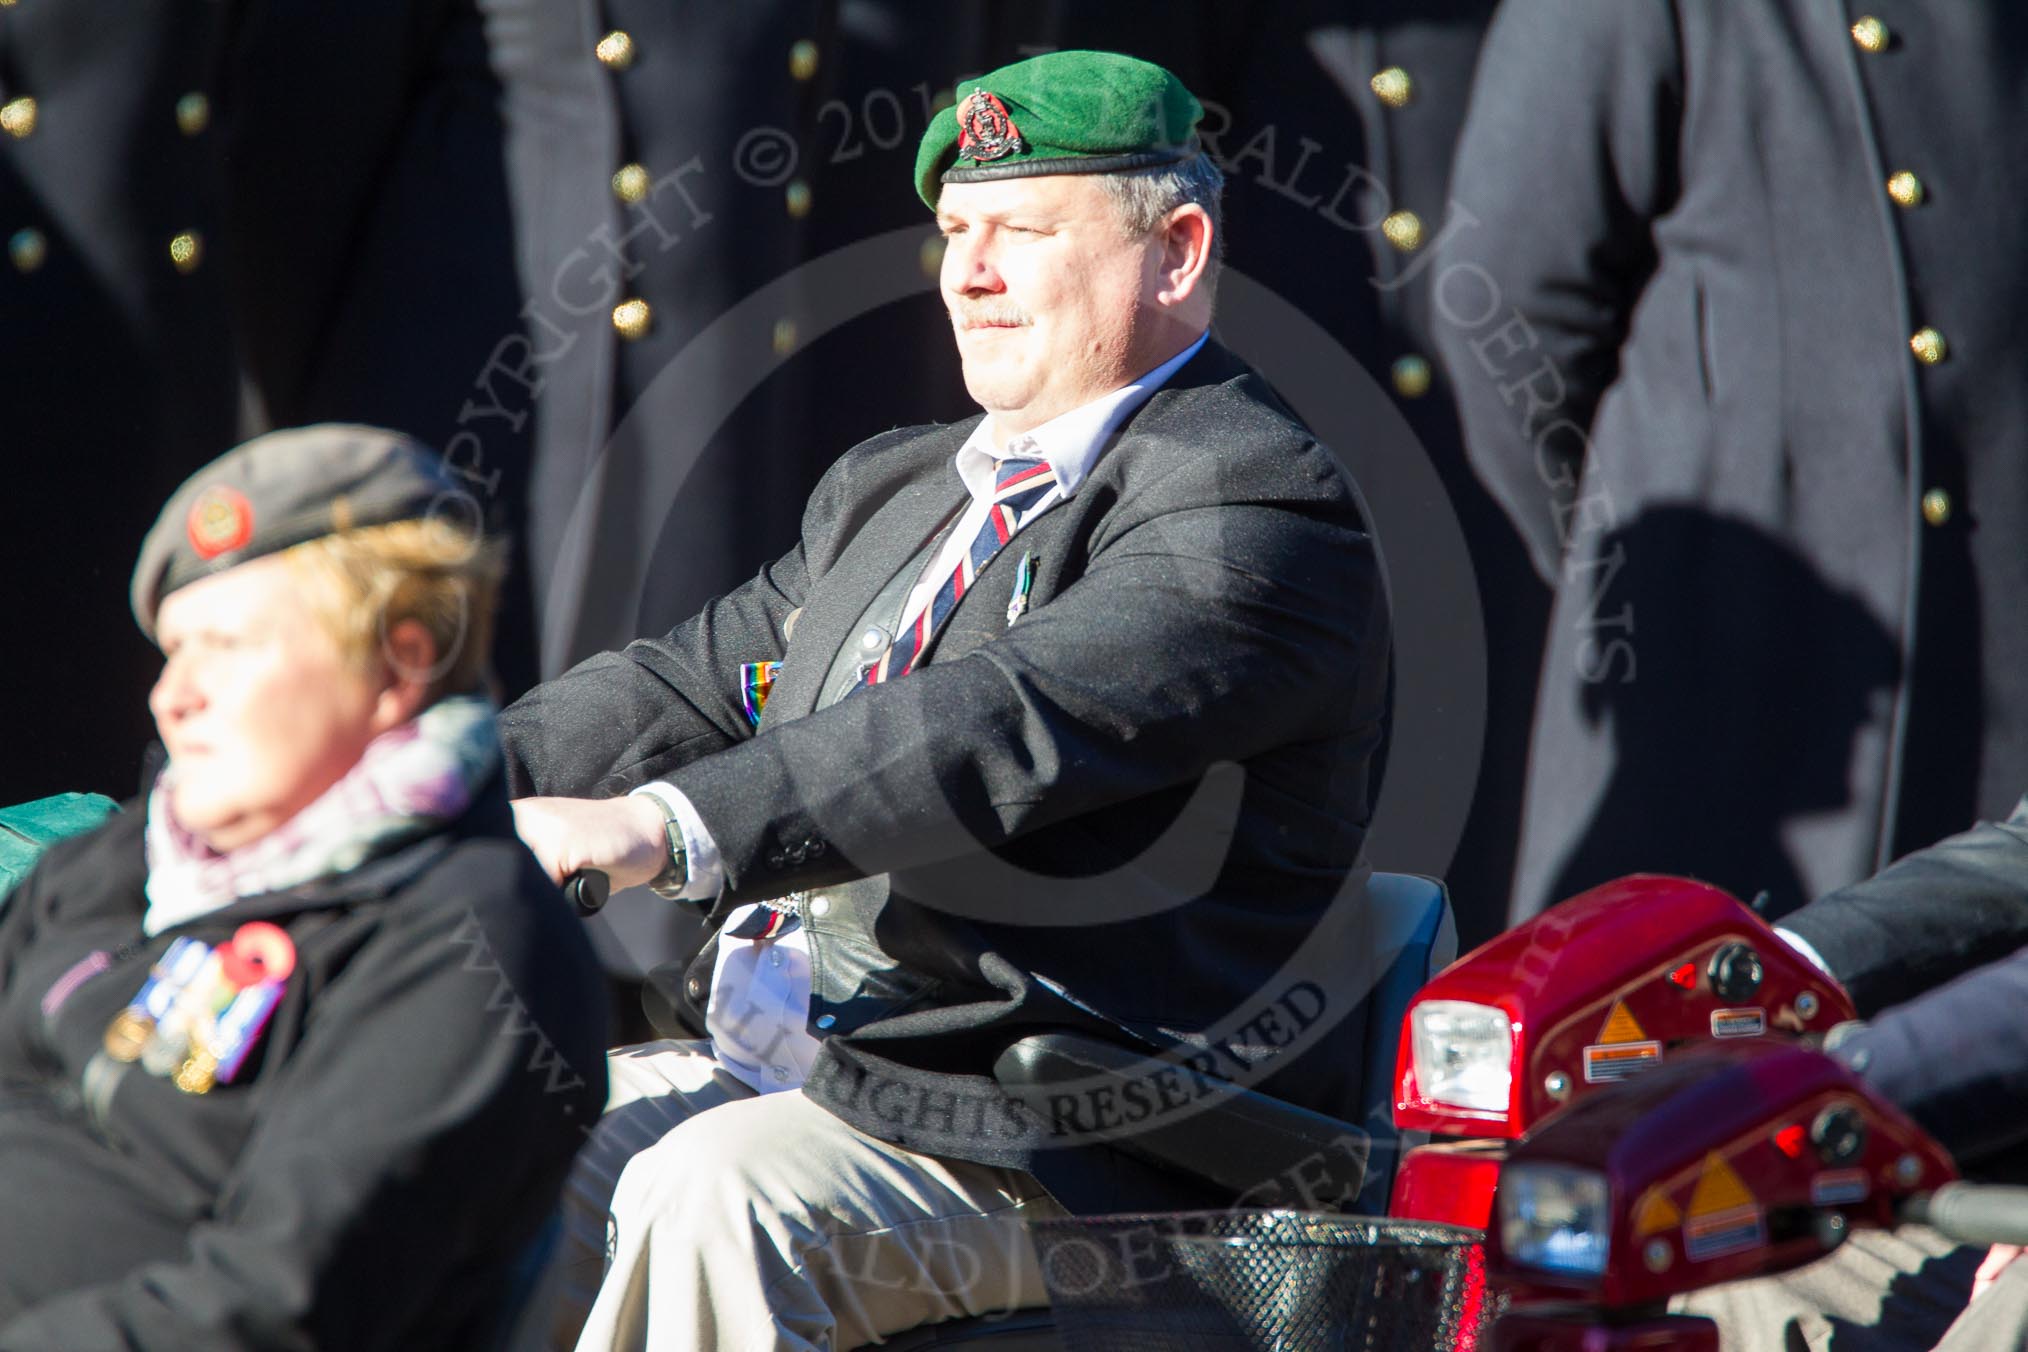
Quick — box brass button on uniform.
[785,178,812,219]
[168,231,203,274]
[0,97,38,139]
[612,163,651,204]
[1370,67,1413,108]
[8,228,47,273]
[595,30,636,70]
[1391,354,1433,399]
[611,297,652,340]
[175,92,210,137]
[1381,209,1424,252]
[789,39,819,82]
[1909,326,1948,365]
[1885,171,1924,208]
[1921,488,1952,527]
[772,317,799,355]
[1851,16,1890,53]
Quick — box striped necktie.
[860,455,1058,687]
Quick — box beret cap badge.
[956,90,1027,163]
[185,485,254,561]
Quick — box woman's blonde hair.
[281,515,507,700]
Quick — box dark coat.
[1783,798,2028,1179]
[501,342,1392,1211]
[489,0,984,679]
[215,0,540,694]
[1436,1,2028,921]
[0,0,240,804]
[0,782,608,1348]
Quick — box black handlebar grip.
[1902,1183,2028,1246]
[565,869,611,917]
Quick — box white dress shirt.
[633,331,1209,1093]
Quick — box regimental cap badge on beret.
[955,90,1027,163]
[915,50,1205,209]
[185,485,254,561]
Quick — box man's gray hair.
[1098,153,1227,283]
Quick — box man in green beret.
[504,50,1392,1348]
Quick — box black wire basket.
[1029,1210,1497,1352]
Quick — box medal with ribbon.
[103,922,297,1094]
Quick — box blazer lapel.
[765,424,973,723]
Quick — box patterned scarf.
[143,694,501,935]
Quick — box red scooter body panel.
[1389,1138,1508,1229]
[1395,876,1856,1139]
[1483,1041,1957,1308]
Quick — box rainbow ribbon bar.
[740,661,781,728]
[213,982,287,1083]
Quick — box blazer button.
[1,97,37,140]
[1381,210,1424,253]
[612,298,653,341]
[687,977,705,999]
[788,39,820,82]
[175,92,211,137]
[1391,355,1432,399]
[169,231,204,275]
[595,30,637,70]
[612,163,651,204]
[1370,67,1413,108]
[1885,170,1925,209]
[9,228,47,273]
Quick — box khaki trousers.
[557,1040,1066,1352]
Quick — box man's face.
[938,175,1164,435]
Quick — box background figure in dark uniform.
[1438,2,2028,922]
[492,1,982,680]
[1197,0,1531,946]
[216,0,539,696]
[0,0,239,805]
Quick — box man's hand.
[1974,1244,2023,1302]
[511,795,671,893]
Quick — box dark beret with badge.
[914,50,1205,209]
[131,423,471,640]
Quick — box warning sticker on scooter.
[1810,1169,1870,1206]
[1585,1001,1664,1082]
[1684,1204,1766,1261]
[1583,1039,1664,1082]
[1684,1153,1767,1261]
[1710,1008,1766,1039]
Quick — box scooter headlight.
[1410,1000,1514,1116]
[1499,1163,1611,1279]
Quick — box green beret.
[132,424,471,639]
[914,50,1203,209]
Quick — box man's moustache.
[956,310,1032,328]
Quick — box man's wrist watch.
[639,790,690,900]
